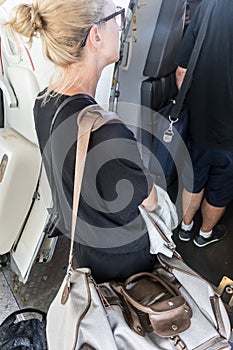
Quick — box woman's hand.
[176,66,187,90]
[141,185,157,212]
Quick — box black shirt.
[176,0,233,150]
[34,92,153,251]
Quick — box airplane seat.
[0,7,53,281]
[141,0,186,112]
[140,0,203,177]
[139,0,186,172]
[141,0,203,97]
[185,0,203,30]
[0,16,40,144]
[141,0,204,120]
[5,65,40,145]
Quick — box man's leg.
[200,198,226,232]
[193,198,226,247]
[182,188,204,225]
[178,188,204,241]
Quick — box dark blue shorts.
[185,144,233,207]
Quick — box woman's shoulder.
[89,118,138,157]
[97,118,135,140]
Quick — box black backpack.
[0,308,47,350]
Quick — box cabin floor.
[0,191,233,340]
[174,200,233,286]
[0,235,70,324]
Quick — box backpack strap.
[1,308,46,326]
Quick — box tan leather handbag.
[110,271,192,338]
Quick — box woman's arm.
[175,66,187,90]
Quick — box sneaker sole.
[179,234,191,242]
[193,237,223,248]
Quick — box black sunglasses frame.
[96,7,125,28]
[80,7,125,48]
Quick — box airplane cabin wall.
[117,0,163,106]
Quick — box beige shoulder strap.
[68,104,122,267]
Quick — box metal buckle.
[217,276,233,307]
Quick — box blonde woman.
[7,0,158,283]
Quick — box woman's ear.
[88,25,102,49]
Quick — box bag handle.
[68,105,121,268]
[60,104,121,304]
[124,271,179,296]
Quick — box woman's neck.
[60,60,102,97]
[60,86,95,97]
